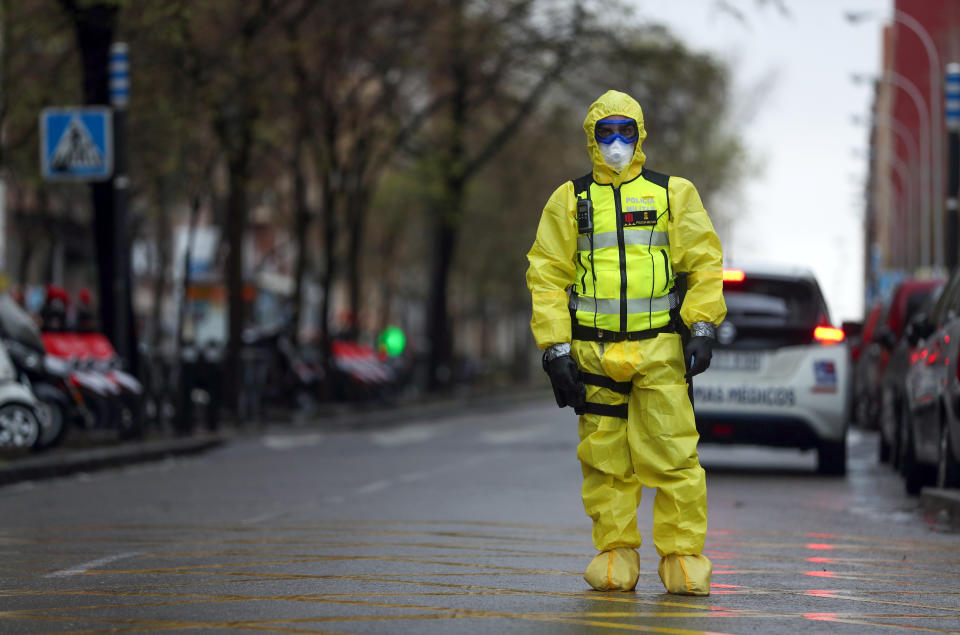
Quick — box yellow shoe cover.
[584,548,639,591]
[658,554,712,595]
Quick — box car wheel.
[878,432,891,463]
[116,396,144,440]
[936,423,960,488]
[818,434,847,476]
[891,401,908,471]
[32,397,67,451]
[900,410,934,495]
[0,403,40,449]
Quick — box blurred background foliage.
[0,0,749,394]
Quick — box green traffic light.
[379,326,406,357]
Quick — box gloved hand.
[542,344,586,411]
[684,336,714,379]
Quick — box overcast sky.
[640,0,891,322]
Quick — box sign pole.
[946,63,960,273]
[110,42,132,365]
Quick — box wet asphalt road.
[1,399,959,634]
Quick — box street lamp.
[846,9,943,269]
[852,113,922,269]
[852,71,932,269]
[889,155,913,269]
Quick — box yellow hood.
[583,90,647,185]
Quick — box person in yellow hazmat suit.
[526,90,726,595]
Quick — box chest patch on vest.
[622,196,658,227]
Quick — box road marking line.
[44,551,143,578]
[355,479,391,494]
[481,422,554,444]
[369,423,437,446]
[262,432,325,450]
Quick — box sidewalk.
[921,487,960,530]
[0,387,554,487]
[0,436,224,487]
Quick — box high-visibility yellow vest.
[572,168,676,333]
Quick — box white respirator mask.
[599,139,635,171]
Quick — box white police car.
[693,265,851,475]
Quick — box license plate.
[710,351,764,372]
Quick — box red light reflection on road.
[805,590,836,598]
[704,550,741,560]
[807,556,835,563]
[804,570,837,578]
[804,613,838,622]
[806,543,835,550]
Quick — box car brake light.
[814,326,845,344]
[723,269,745,282]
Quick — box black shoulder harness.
[572,172,593,198]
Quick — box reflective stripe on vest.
[578,229,669,252]
[573,171,673,332]
[573,294,673,315]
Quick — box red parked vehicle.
[42,331,144,438]
[853,279,943,431]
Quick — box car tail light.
[814,326,845,344]
[723,269,745,283]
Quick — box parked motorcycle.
[0,297,42,450]
[0,294,72,450]
[42,331,144,440]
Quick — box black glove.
[684,336,714,379]
[542,352,586,411]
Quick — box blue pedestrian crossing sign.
[40,107,113,181]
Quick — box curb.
[308,388,554,431]
[0,437,224,487]
[921,487,960,530]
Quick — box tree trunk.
[318,181,336,401]
[426,185,461,390]
[426,0,467,391]
[224,152,250,411]
[345,186,370,340]
[149,180,170,353]
[290,135,309,344]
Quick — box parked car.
[876,282,944,466]
[692,266,850,475]
[852,301,886,430]
[854,279,943,432]
[900,270,960,493]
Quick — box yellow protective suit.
[526,90,726,595]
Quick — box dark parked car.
[852,301,886,430]
[854,279,943,431]
[877,282,944,466]
[901,270,960,493]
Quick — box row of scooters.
[0,293,143,451]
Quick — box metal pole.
[946,62,960,272]
[894,10,943,271]
[109,42,130,364]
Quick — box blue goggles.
[594,117,639,145]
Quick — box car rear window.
[724,278,824,327]
[720,275,828,349]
